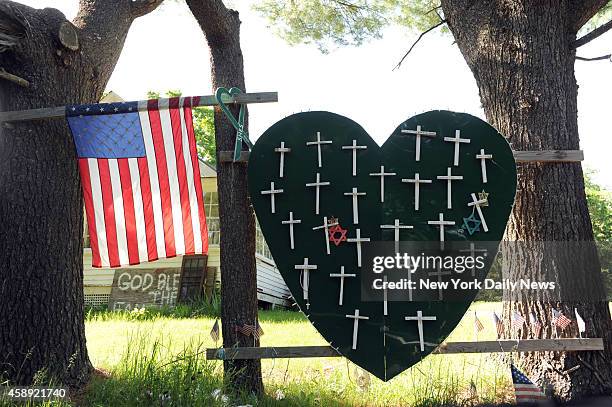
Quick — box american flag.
[552,308,572,330]
[67,98,209,267]
[511,364,547,404]
[474,312,484,332]
[492,311,504,338]
[511,311,526,331]
[210,319,220,342]
[529,312,542,338]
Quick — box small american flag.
[511,364,547,404]
[474,312,484,332]
[257,322,265,337]
[492,311,504,338]
[210,319,220,342]
[511,311,526,331]
[552,308,572,330]
[529,312,542,338]
[67,98,208,267]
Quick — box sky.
[19,0,612,189]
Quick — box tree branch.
[393,19,446,71]
[131,0,164,19]
[0,67,28,87]
[575,18,612,47]
[576,53,611,61]
[570,0,609,31]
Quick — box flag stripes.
[74,98,208,267]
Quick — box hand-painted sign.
[108,268,181,311]
[248,111,517,380]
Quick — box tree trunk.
[0,0,161,386]
[186,0,264,396]
[441,0,612,400]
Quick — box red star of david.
[329,224,348,246]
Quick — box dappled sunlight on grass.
[83,301,519,406]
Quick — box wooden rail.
[0,92,279,123]
[219,150,584,163]
[206,338,603,360]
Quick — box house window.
[204,192,220,245]
[256,222,273,261]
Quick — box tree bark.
[0,0,161,386]
[441,0,612,400]
[186,0,264,396]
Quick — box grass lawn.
[82,302,516,406]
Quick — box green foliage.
[147,90,216,165]
[253,0,444,52]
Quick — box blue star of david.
[462,213,481,235]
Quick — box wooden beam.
[513,150,583,162]
[0,92,278,123]
[219,150,584,164]
[206,338,604,360]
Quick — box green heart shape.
[248,111,517,381]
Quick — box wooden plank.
[513,150,584,162]
[0,92,278,123]
[206,338,604,360]
[221,150,584,164]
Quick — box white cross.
[312,216,339,255]
[380,219,413,252]
[344,187,366,224]
[428,265,452,300]
[305,173,330,215]
[347,228,370,267]
[476,149,493,183]
[428,213,455,250]
[274,142,291,178]
[468,193,489,232]
[404,310,437,351]
[401,125,437,161]
[342,139,367,176]
[402,173,432,211]
[459,243,489,277]
[369,166,396,202]
[261,181,284,214]
[306,131,332,168]
[346,309,369,350]
[437,167,463,209]
[281,211,301,250]
[383,274,389,315]
[294,258,318,308]
[330,266,356,306]
[444,130,471,166]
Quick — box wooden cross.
[274,141,291,178]
[347,228,370,267]
[468,193,489,232]
[437,167,463,209]
[428,265,452,300]
[401,125,437,161]
[345,309,369,350]
[383,274,389,315]
[428,212,455,250]
[306,131,332,168]
[380,219,413,252]
[369,165,396,202]
[294,257,318,309]
[281,211,301,250]
[402,173,432,211]
[444,129,471,166]
[329,266,356,306]
[344,187,366,224]
[312,216,339,255]
[476,148,493,183]
[261,181,284,214]
[305,173,330,215]
[404,310,437,351]
[342,139,367,176]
